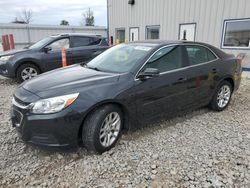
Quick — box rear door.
[70,36,108,64]
[183,45,219,105]
[134,45,190,123]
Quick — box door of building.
[179,23,196,41]
[130,28,139,41]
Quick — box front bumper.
[0,61,15,78]
[11,99,84,148]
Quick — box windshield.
[28,37,53,49]
[86,44,153,73]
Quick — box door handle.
[212,68,217,73]
[177,77,187,83]
[93,51,102,55]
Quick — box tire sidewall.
[90,105,123,153]
[17,64,40,82]
[212,81,233,111]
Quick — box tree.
[18,9,33,24]
[60,20,69,26]
[82,8,95,26]
[12,17,26,24]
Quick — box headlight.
[0,55,13,62]
[31,93,79,114]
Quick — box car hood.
[0,48,31,57]
[20,64,121,98]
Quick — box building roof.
[50,33,103,37]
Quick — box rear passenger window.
[186,45,217,65]
[90,38,102,45]
[72,36,101,47]
[145,46,182,73]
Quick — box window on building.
[185,45,217,65]
[222,19,250,49]
[146,26,160,40]
[116,29,125,43]
[144,46,182,73]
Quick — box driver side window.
[47,38,69,51]
[144,46,183,73]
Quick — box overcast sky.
[0,0,107,26]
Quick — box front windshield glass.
[28,37,53,49]
[86,44,153,73]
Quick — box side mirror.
[138,68,160,80]
[43,46,52,53]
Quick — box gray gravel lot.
[0,76,250,188]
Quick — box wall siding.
[0,24,107,49]
[108,0,250,68]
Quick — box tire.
[16,63,40,82]
[209,80,233,111]
[82,104,123,154]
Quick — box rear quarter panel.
[216,56,241,91]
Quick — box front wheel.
[209,80,232,111]
[16,63,40,82]
[82,105,123,154]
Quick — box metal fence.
[0,23,107,50]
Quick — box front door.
[134,45,189,123]
[130,28,139,41]
[41,37,70,71]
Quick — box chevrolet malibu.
[11,41,242,153]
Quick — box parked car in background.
[0,33,108,82]
[11,41,242,153]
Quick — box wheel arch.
[15,61,42,77]
[77,100,131,144]
[223,77,235,92]
[216,75,235,92]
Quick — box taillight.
[236,58,242,65]
[236,54,244,66]
[108,36,113,48]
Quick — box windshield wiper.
[83,64,101,71]
[89,67,101,71]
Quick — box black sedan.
[11,41,242,153]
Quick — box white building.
[107,0,250,70]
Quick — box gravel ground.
[0,76,250,188]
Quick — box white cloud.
[0,0,107,26]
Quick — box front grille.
[11,109,23,128]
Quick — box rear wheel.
[17,63,40,82]
[209,80,232,111]
[82,104,123,154]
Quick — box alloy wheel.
[99,112,121,147]
[21,67,38,81]
[217,85,231,108]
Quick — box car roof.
[130,40,213,47]
[130,40,229,59]
[50,33,103,38]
